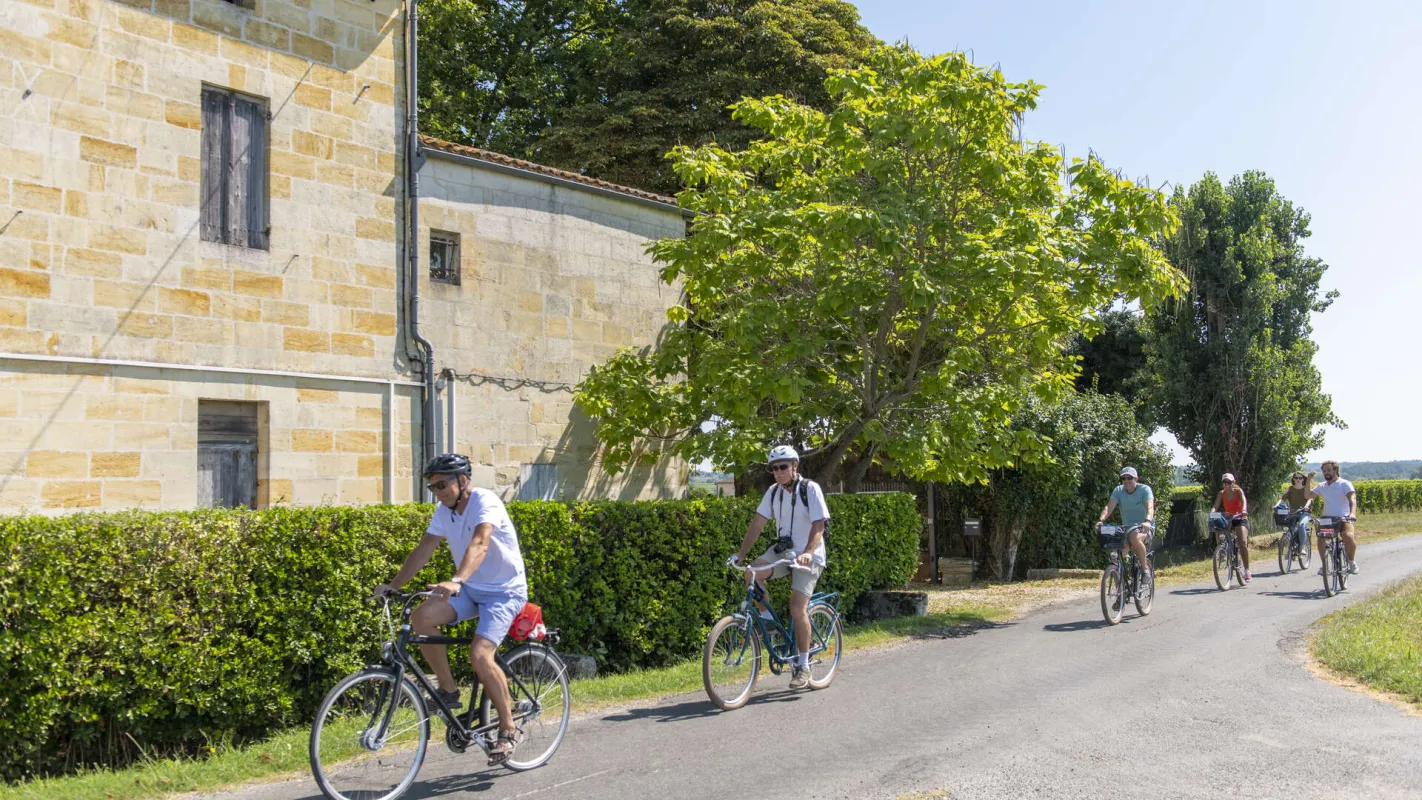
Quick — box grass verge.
[1311,573,1422,709]
[0,607,1006,800]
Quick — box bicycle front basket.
[1272,505,1290,527]
[1097,525,1125,549]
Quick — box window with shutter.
[200,86,269,250]
[198,400,261,509]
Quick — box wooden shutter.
[230,97,268,250]
[198,401,260,509]
[199,89,227,243]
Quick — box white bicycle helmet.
[767,445,800,464]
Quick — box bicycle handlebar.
[729,558,816,573]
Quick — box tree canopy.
[416,0,876,194]
[574,46,1185,485]
[1144,171,1341,496]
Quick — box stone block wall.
[419,151,689,500]
[0,0,417,512]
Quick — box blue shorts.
[448,590,526,646]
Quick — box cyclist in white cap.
[729,445,830,690]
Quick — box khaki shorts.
[750,551,823,596]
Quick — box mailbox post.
[963,517,981,574]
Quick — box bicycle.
[309,590,571,800]
[1274,504,1313,575]
[1318,516,1354,597]
[1097,523,1155,625]
[1210,512,1247,590]
[702,559,843,710]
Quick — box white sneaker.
[1348,562,1359,575]
[788,666,809,690]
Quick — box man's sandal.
[487,729,521,766]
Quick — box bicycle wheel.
[477,643,570,771]
[1338,550,1350,592]
[1321,548,1337,597]
[1100,564,1124,625]
[807,604,842,689]
[1277,532,1291,574]
[1212,542,1233,591]
[1134,560,1155,617]
[703,615,761,710]
[310,668,429,800]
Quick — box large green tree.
[1144,171,1340,497]
[418,0,613,155]
[416,0,875,194]
[1070,307,1149,400]
[538,0,876,195]
[574,46,1185,485]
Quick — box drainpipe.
[405,0,436,496]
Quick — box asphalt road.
[213,534,1422,800]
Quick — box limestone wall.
[418,152,689,500]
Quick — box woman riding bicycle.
[1212,473,1251,583]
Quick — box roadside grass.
[0,607,1006,800]
[1311,573,1422,708]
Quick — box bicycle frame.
[725,568,840,674]
[373,593,552,750]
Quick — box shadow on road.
[291,770,501,800]
[909,620,1015,640]
[1259,590,1322,600]
[1170,588,1222,596]
[600,691,803,724]
[1042,618,1114,632]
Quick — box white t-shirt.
[755,478,830,566]
[1310,478,1356,519]
[425,487,527,597]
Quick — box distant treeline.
[1176,461,1422,485]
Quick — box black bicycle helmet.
[423,453,472,477]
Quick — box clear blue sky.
[855,0,1422,465]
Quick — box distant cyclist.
[729,445,829,690]
[1097,466,1155,585]
[1310,460,1359,575]
[1212,473,1252,583]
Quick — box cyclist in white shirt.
[374,454,527,765]
[729,446,829,690]
[1309,459,1359,575]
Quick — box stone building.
[0,0,685,513]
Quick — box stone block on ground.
[562,653,597,680]
[852,590,928,622]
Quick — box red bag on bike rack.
[509,602,546,641]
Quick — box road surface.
[212,534,1422,800]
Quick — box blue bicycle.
[1274,503,1313,574]
[702,559,843,710]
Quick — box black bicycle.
[1098,523,1155,625]
[1210,512,1247,590]
[1318,516,1354,598]
[1275,504,1313,575]
[309,590,571,800]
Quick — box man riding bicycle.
[1310,459,1359,575]
[1212,473,1252,583]
[1097,466,1155,585]
[374,454,527,765]
[729,445,829,691]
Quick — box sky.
[854,0,1422,465]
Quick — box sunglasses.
[1222,480,1234,484]
[771,463,794,472]
[1120,476,1136,481]
[427,477,458,492]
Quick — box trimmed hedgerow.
[0,494,917,781]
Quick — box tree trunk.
[990,515,1025,581]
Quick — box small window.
[518,463,560,501]
[430,231,460,285]
[200,86,269,249]
[198,400,260,508]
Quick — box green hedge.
[0,494,917,781]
